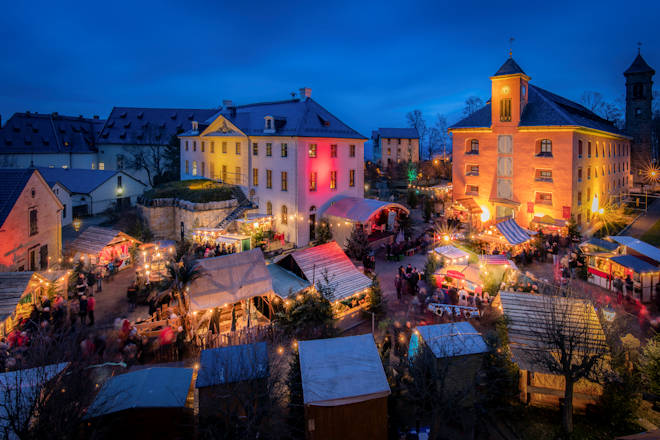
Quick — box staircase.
[216,186,256,230]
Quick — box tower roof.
[493,57,526,76]
[624,53,655,76]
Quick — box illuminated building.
[179,88,366,246]
[371,128,420,167]
[450,57,631,230]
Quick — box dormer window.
[192,121,198,131]
[264,116,275,133]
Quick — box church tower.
[624,48,655,183]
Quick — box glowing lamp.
[443,235,450,242]
[72,218,82,232]
[480,206,491,223]
[590,194,599,214]
[598,208,604,214]
[116,186,124,196]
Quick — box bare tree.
[126,122,170,186]
[581,91,624,128]
[427,114,451,160]
[406,110,428,159]
[463,96,484,117]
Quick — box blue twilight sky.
[0,0,658,136]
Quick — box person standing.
[76,274,87,297]
[87,293,96,326]
[78,296,88,325]
[394,275,402,300]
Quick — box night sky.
[1,0,658,135]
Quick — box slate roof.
[0,168,35,227]
[624,53,655,75]
[373,128,419,139]
[0,112,104,154]
[450,83,625,137]
[68,226,139,255]
[494,57,526,76]
[610,255,659,274]
[196,342,269,388]
[35,167,139,194]
[608,235,660,264]
[182,98,365,140]
[97,107,218,145]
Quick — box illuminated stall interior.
[139,240,176,283]
[192,228,251,253]
[68,226,140,272]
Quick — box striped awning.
[495,218,535,245]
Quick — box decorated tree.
[345,226,370,261]
[365,276,386,319]
[315,219,332,245]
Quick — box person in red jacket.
[87,293,96,326]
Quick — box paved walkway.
[87,268,149,330]
[623,197,660,238]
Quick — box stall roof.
[610,255,660,274]
[323,196,409,223]
[284,241,372,302]
[455,197,482,214]
[437,264,482,285]
[188,248,274,311]
[580,237,619,252]
[196,342,268,388]
[479,254,512,265]
[433,245,469,261]
[299,334,390,406]
[415,322,488,358]
[0,272,37,322]
[267,264,310,298]
[608,236,660,264]
[495,218,535,245]
[86,367,193,418]
[68,226,139,256]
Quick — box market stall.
[434,264,483,294]
[68,226,140,273]
[192,228,251,253]
[139,240,176,283]
[529,214,568,235]
[585,253,660,302]
[432,245,470,266]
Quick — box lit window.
[330,171,337,190]
[349,144,356,157]
[253,168,258,186]
[281,205,288,225]
[535,170,552,181]
[466,185,478,195]
[468,140,479,154]
[500,98,511,122]
[266,170,272,188]
[309,172,317,191]
[466,165,479,176]
[99,162,104,170]
[281,171,288,191]
[330,144,337,158]
[349,169,355,187]
[536,192,552,205]
[281,143,288,157]
[266,143,272,157]
[253,143,258,156]
[192,161,197,176]
[309,144,317,158]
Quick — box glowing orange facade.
[450,58,632,229]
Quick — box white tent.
[298,334,390,406]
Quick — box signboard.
[527,202,534,214]
[562,206,571,220]
[446,270,465,280]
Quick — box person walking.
[394,275,402,300]
[76,274,87,297]
[78,296,88,326]
[87,293,96,326]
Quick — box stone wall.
[138,198,237,241]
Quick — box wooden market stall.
[68,226,140,273]
[192,228,251,253]
[434,264,483,294]
[432,245,470,266]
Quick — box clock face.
[502,86,510,94]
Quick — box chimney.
[299,87,312,99]
[222,99,233,108]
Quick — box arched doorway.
[309,206,317,241]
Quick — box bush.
[407,190,419,209]
[315,219,332,245]
[142,179,234,203]
[364,276,386,319]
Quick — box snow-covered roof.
[413,322,488,358]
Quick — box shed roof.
[267,264,310,299]
[610,255,659,274]
[580,237,619,252]
[608,236,660,264]
[433,245,470,261]
[323,196,409,223]
[86,367,193,418]
[299,334,390,406]
[188,248,274,311]
[68,226,139,256]
[0,272,37,322]
[196,342,268,388]
[415,322,489,358]
[36,167,145,194]
[285,241,372,302]
[0,168,35,227]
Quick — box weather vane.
[509,37,515,58]
[638,41,642,54]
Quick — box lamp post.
[72,218,82,232]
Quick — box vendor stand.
[68,226,140,275]
[139,241,176,283]
[434,264,483,294]
[529,214,568,236]
[432,245,470,266]
[192,228,251,253]
[585,253,660,302]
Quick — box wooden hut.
[68,226,140,272]
[493,291,606,410]
[298,334,390,440]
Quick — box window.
[633,83,644,99]
[185,140,189,151]
[253,168,258,186]
[538,139,552,156]
[29,209,38,236]
[222,142,227,154]
[309,172,317,191]
[235,167,241,183]
[536,192,552,205]
[266,201,272,216]
[281,143,288,157]
[349,144,356,157]
[636,108,642,116]
[468,139,479,154]
[235,142,241,155]
[185,160,189,174]
[192,161,198,176]
[116,154,124,170]
[330,144,337,158]
[266,170,272,188]
[587,167,591,180]
[62,204,66,219]
[578,168,582,182]
[253,142,258,156]
[201,142,205,153]
[99,162,104,170]
[222,165,227,182]
[330,171,337,190]
[281,205,288,225]
[588,141,592,158]
[117,175,123,188]
[349,169,355,187]
[308,144,317,158]
[281,171,288,191]
[577,191,582,206]
[398,139,401,145]
[595,143,598,157]
[266,118,273,130]
[266,143,272,157]
[466,165,479,176]
[200,161,205,177]
[535,170,553,181]
[466,185,479,195]
[578,140,583,158]
[387,148,391,155]
[210,142,215,153]
[193,141,196,152]
[210,162,215,179]
[500,98,511,122]
[577,213,582,225]
[387,138,391,145]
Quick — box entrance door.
[29,248,36,271]
[39,245,48,270]
[309,214,316,241]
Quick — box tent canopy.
[433,245,469,261]
[68,226,139,256]
[299,334,390,406]
[436,264,482,285]
[86,367,193,418]
[196,342,268,388]
[413,322,488,358]
[608,236,660,264]
[611,255,660,274]
[267,264,310,299]
[188,248,274,311]
[323,196,409,223]
[495,218,535,245]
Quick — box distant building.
[36,167,147,225]
[0,169,63,271]
[371,127,420,167]
[450,57,631,230]
[179,88,366,246]
[0,112,103,169]
[624,50,656,183]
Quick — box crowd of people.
[194,241,240,259]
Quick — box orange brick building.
[450,57,632,230]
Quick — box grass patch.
[641,218,660,246]
[142,179,234,203]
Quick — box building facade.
[179,89,366,246]
[450,58,631,230]
[0,169,63,271]
[371,128,420,167]
[624,51,656,184]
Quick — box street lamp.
[72,218,82,232]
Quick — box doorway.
[309,206,317,242]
